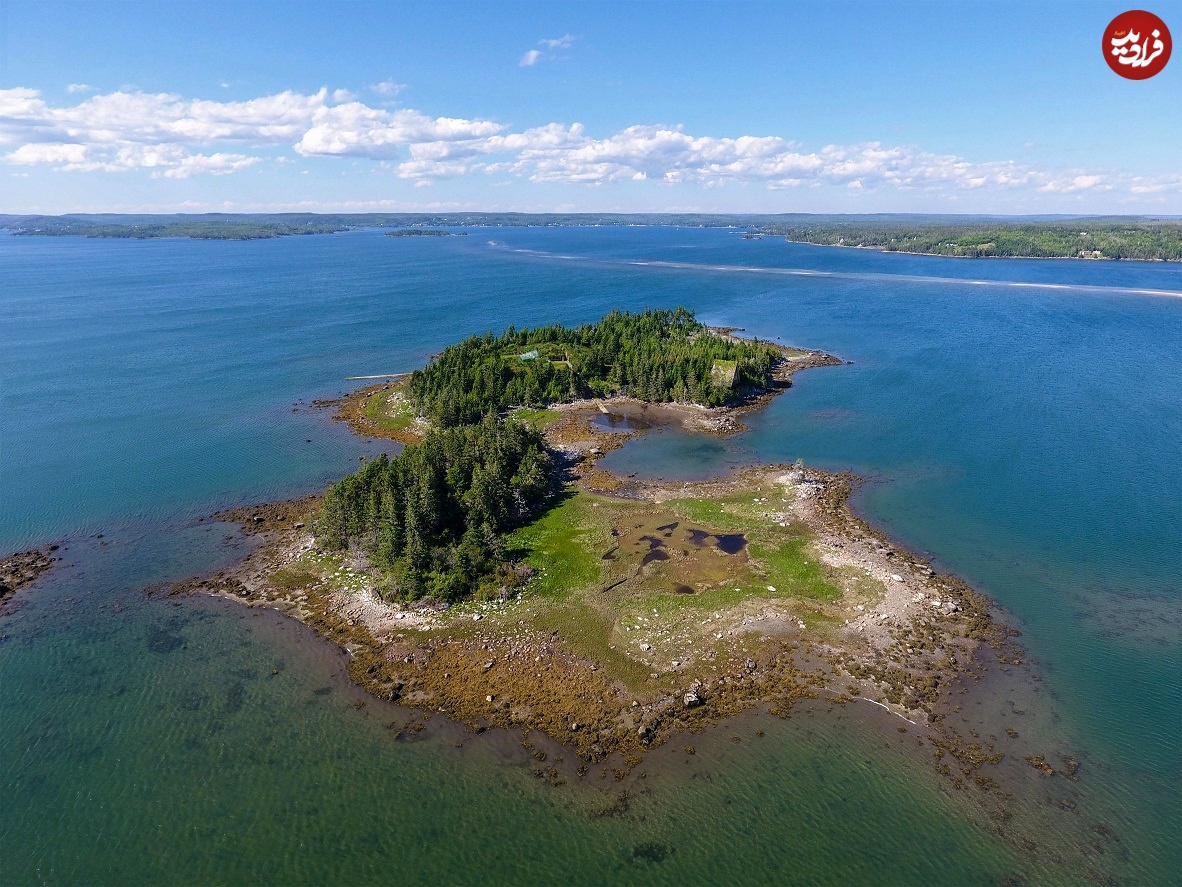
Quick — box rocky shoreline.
[207,473,1002,733]
[0,545,61,611]
[329,338,846,446]
[171,392,1019,770]
[151,361,1122,873]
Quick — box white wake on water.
[500,245,1182,299]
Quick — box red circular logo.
[1104,10,1172,79]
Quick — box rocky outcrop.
[0,545,60,606]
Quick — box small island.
[384,229,461,237]
[180,309,1020,781]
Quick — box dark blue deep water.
[2,228,1179,884]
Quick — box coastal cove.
[2,228,1179,884]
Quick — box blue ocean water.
[1,227,1179,884]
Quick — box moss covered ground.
[360,386,417,435]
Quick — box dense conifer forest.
[405,307,781,426]
[316,417,553,602]
[316,308,781,602]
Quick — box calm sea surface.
[1,228,1179,884]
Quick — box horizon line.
[3,211,1181,221]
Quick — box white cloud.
[162,152,261,179]
[0,85,1176,203]
[539,34,576,50]
[520,34,578,67]
[5,143,90,165]
[2,141,259,178]
[1129,175,1182,194]
[0,87,330,148]
[370,80,407,97]
[0,86,309,177]
[66,83,94,94]
[294,103,504,158]
[1038,174,1107,194]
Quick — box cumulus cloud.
[0,87,330,148]
[0,85,1175,201]
[163,152,260,179]
[5,143,90,165]
[0,86,501,176]
[1038,174,1108,194]
[474,124,1020,193]
[370,79,407,97]
[66,83,95,94]
[3,140,258,178]
[294,103,504,158]
[519,49,543,67]
[0,86,328,177]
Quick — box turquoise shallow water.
[1,228,1179,884]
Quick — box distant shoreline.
[778,237,1179,263]
[2,213,1179,261]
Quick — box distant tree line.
[406,307,781,426]
[6,219,351,240]
[6,214,1178,259]
[760,221,1182,261]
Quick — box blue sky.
[1,0,1179,214]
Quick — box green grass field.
[510,407,562,430]
[362,388,417,434]
[302,476,871,692]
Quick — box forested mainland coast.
[166,306,1070,831]
[752,219,1182,261]
[2,212,1179,260]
